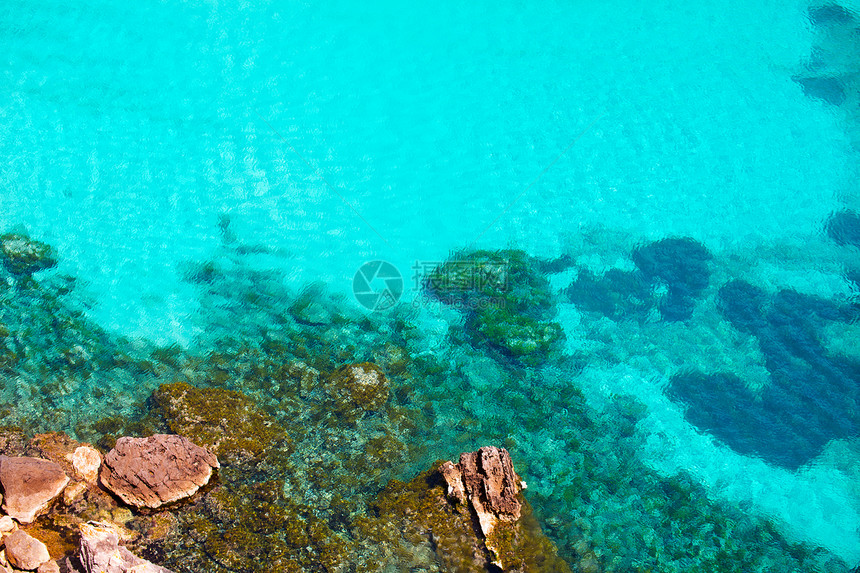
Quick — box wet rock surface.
[0,456,69,523]
[100,435,218,509]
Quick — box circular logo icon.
[353,260,403,311]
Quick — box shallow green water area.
[2,0,860,570]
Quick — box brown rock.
[4,529,51,570]
[363,453,571,573]
[100,435,218,509]
[0,456,70,523]
[440,446,530,569]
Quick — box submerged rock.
[360,446,572,572]
[100,435,218,509]
[4,529,51,570]
[0,456,70,523]
[632,237,712,321]
[324,362,390,421]
[0,233,58,277]
[151,382,288,464]
[79,521,173,573]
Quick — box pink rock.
[4,529,51,570]
[100,434,218,509]
[0,456,70,523]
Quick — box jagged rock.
[0,456,70,523]
[100,434,218,509]
[361,447,571,572]
[0,233,57,277]
[4,529,51,570]
[440,446,527,567]
[78,522,173,573]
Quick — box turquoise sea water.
[2,0,860,570]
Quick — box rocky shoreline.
[0,230,855,572]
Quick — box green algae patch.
[424,249,564,365]
[162,480,351,573]
[358,462,572,573]
[152,382,289,464]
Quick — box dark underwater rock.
[809,3,857,26]
[669,282,860,469]
[826,210,860,247]
[717,280,769,335]
[631,237,712,321]
[324,362,390,422]
[424,249,564,365]
[0,233,58,277]
[793,75,847,106]
[565,268,652,321]
[151,382,289,465]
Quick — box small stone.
[0,456,70,523]
[63,481,87,505]
[4,529,51,570]
[37,561,61,573]
[69,446,102,483]
[79,522,173,573]
[100,435,218,509]
[0,515,15,532]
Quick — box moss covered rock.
[0,233,58,276]
[424,249,564,365]
[324,362,389,422]
[151,382,289,464]
[358,458,572,572]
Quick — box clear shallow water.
[2,0,860,568]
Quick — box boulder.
[4,529,51,570]
[0,456,70,523]
[78,521,173,573]
[100,434,218,509]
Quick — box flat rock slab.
[100,434,218,509]
[0,456,70,523]
[4,529,51,570]
[79,522,173,573]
